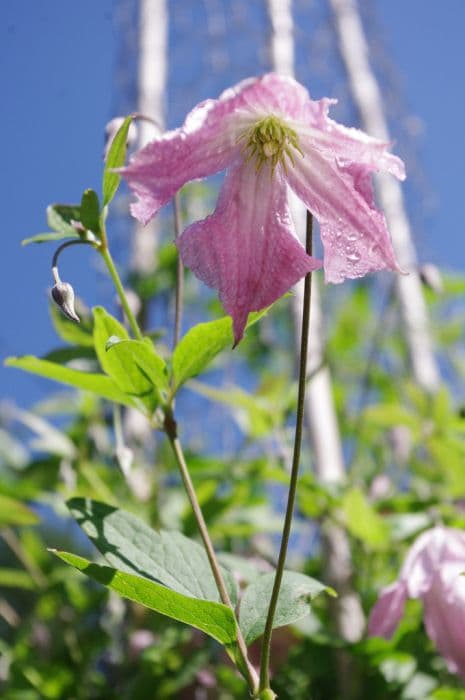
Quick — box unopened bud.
[51,281,80,323]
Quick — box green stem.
[164,411,258,694]
[173,192,184,349]
[258,211,313,694]
[100,246,143,341]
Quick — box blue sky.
[1,0,464,406]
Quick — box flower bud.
[51,281,80,322]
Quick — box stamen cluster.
[240,115,303,174]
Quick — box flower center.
[240,115,303,174]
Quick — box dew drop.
[347,251,361,263]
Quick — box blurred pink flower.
[368,525,465,679]
[121,73,404,343]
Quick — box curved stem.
[172,191,184,349]
[258,211,313,694]
[51,239,97,276]
[100,246,143,341]
[164,411,258,694]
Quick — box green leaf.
[0,494,39,526]
[52,550,237,646]
[50,303,94,347]
[80,189,101,234]
[67,498,237,604]
[22,231,79,246]
[47,203,82,236]
[172,308,271,391]
[341,487,390,549]
[102,115,132,206]
[5,356,137,408]
[106,337,169,392]
[239,571,334,645]
[92,306,129,373]
[93,308,161,408]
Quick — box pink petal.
[399,528,439,598]
[367,581,407,639]
[401,526,465,597]
[300,100,406,181]
[120,104,240,225]
[241,73,313,120]
[423,575,465,679]
[178,158,321,344]
[286,147,401,283]
[120,73,314,225]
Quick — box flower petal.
[120,106,240,225]
[300,99,405,181]
[286,147,401,283]
[423,575,465,679]
[120,73,315,226]
[178,159,321,344]
[367,581,407,639]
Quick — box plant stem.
[100,246,143,341]
[173,191,184,349]
[258,211,313,694]
[164,411,258,694]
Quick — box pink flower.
[368,526,465,679]
[121,73,405,343]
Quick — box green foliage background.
[2,170,465,698]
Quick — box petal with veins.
[178,158,321,344]
[286,147,401,283]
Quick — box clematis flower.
[121,73,405,343]
[368,526,465,679]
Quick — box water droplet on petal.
[347,251,361,263]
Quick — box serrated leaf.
[80,189,101,234]
[103,115,132,206]
[22,231,80,246]
[52,550,237,646]
[67,498,237,604]
[239,571,334,645]
[47,204,82,235]
[172,308,271,391]
[5,356,137,408]
[341,487,390,549]
[50,303,94,347]
[0,494,39,526]
[106,337,169,392]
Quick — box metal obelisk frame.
[131,0,168,278]
[329,0,440,393]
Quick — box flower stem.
[258,211,313,694]
[172,191,184,349]
[100,246,143,341]
[164,409,258,694]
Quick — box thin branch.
[259,212,313,694]
[172,191,184,349]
